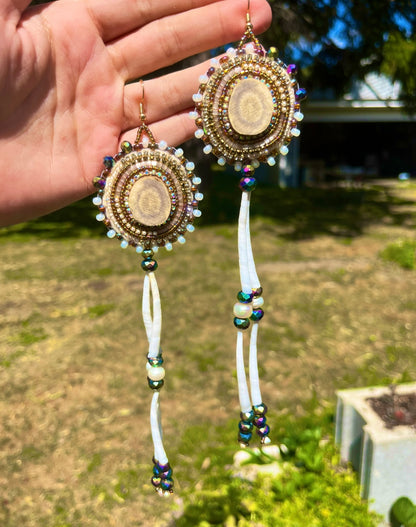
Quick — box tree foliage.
[263,0,416,109]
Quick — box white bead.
[107,230,116,239]
[291,128,301,137]
[194,129,204,139]
[253,296,264,308]
[192,93,203,103]
[152,246,159,253]
[165,243,173,251]
[218,157,226,166]
[186,161,195,171]
[189,111,198,120]
[246,43,255,54]
[267,156,276,166]
[199,74,209,84]
[294,111,304,122]
[92,196,102,206]
[193,209,202,218]
[252,159,260,168]
[226,47,236,56]
[280,145,289,156]
[194,192,204,201]
[159,140,168,150]
[186,224,195,233]
[96,213,105,222]
[234,162,242,172]
[210,58,219,66]
[192,176,202,185]
[175,148,184,157]
[120,240,128,249]
[136,245,143,253]
[233,302,253,319]
[203,144,213,155]
[142,137,149,148]
[146,364,165,381]
[178,236,186,244]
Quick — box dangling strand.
[141,252,174,495]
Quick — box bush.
[380,239,416,270]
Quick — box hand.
[0,0,271,226]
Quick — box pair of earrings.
[92,0,306,496]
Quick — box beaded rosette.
[192,13,306,448]
[93,121,202,495]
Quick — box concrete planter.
[335,383,416,524]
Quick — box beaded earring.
[92,81,202,495]
[192,1,306,448]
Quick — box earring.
[92,81,202,495]
[192,1,306,448]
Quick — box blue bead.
[256,424,270,437]
[295,88,307,101]
[103,156,115,168]
[148,356,163,367]
[160,478,174,491]
[233,317,250,330]
[253,403,268,415]
[160,468,173,480]
[239,421,254,433]
[240,409,254,422]
[238,431,252,442]
[239,176,257,192]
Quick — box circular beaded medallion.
[192,44,306,169]
[93,141,201,251]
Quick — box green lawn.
[1,177,415,526]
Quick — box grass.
[1,178,416,526]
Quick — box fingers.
[1,0,32,20]
[84,0,219,43]
[122,60,212,131]
[120,110,196,147]
[108,0,272,81]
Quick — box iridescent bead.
[148,356,163,367]
[160,478,174,491]
[256,424,270,437]
[92,196,102,206]
[237,291,253,303]
[242,165,255,176]
[153,464,162,476]
[238,431,252,443]
[240,409,254,422]
[103,156,115,168]
[268,47,277,59]
[233,317,250,330]
[151,476,161,487]
[287,64,297,75]
[121,141,132,153]
[239,421,254,433]
[93,176,106,189]
[254,415,267,428]
[295,88,307,101]
[160,468,173,480]
[253,403,268,415]
[156,461,171,472]
[147,378,164,390]
[233,302,253,319]
[239,177,257,192]
[141,258,158,272]
[143,249,153,258]
[250,308,264,321]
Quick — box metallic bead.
[240,409,254,422]
[141,258,158,272]
[237,291,253,303]
[121,141,132,153]
[156,461,171,472]
[207,66,216,77]
[253,403,268,415]
[254,415,267,428]
[103,156,115,168]
[295,88,307,101]
[250,308,264,321]
[147,378,164,390]
[256,424,270,437]
[238,431,252,443]
[287,64,297,75]
[160,478,174,491]
[93,176,106,189]
[252,287,263,297]
[148,356,164,367]
[151,476,161,487]
[268,47,278,59]
[160,468,173,480]
[143,249,154,258]
[239,177,257,192]
[239,420,254,433]
[242,165,255,176]
[233,317,250,330]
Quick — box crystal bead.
[295,88,307,101]
[186,161,195,171]
[103,156,115,168]
[294,111,304,122]
[253,296,264,308]
[280,146,289,156]
[175,148,184,157]
[239,421,254,433]
[253,403,268,415]
[189,111,198,119]
[237,291,253,303]
[199,74,209,84]
[141,258,158,272]
[147,378,164,390]
[192,93,203,103]
[239,177,257,191]
[287,64,297,75]
[193,209,202,218]
[291,128,301,137]
[233,317,250,330]
[92,196,102,206]
[159,140,168,150]
[120,240,129,249]
[203,144,212,155]
[194,192,203,201]
[250,308,264,321]
[194,129,204,139]
[186,224,195,232]
[217,157,226,166]
[234,162,242,172]
[96,213,105,222]
[107,229,116,238]
[240,409,254,421]
[238,431,252,443]
[136,246,143,254]
[267,156,276,166]
[192,176,202,185]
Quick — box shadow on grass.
[1,170,414,242]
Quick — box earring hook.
[135,79,156,145]
[247,0,251,23]
[139,80,146,123]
